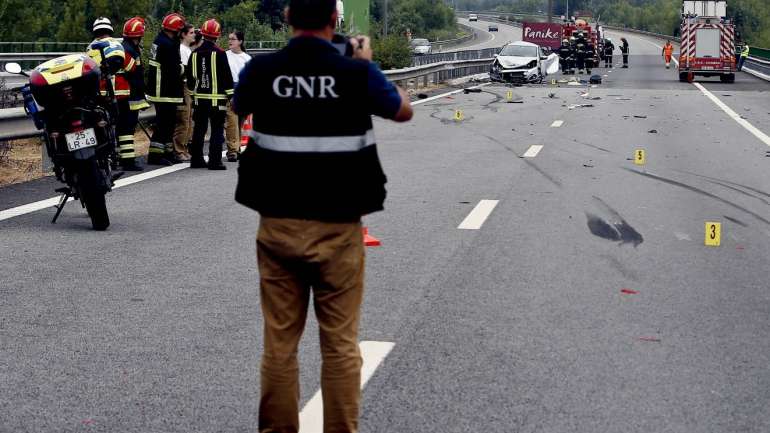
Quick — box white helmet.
[92,17,114,33]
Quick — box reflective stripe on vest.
[247,129,375,153]
[211,52,218,97]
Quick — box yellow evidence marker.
[634,149,646,165]
[454,109,464,121]
[506,90,514,102]
[705,222,721,246]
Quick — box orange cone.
[362,227,381,247]
[240,114,253,153]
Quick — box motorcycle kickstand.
[51,190,71,224]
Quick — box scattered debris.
[620,288,638,295]
[463,88,482,94]
[548,93,556,98]
[634,115,647,119]
[648,129,658,134]
[638,337,661,343]
[583,163,594,168]
[615,97,632,101]
[567,81,581,86]
[568,104,594,109]
[417,93,428,99]
[722,94,732,96]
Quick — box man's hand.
[350,36,373,62]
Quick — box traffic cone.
[362,227,381,247]
[239,114,253,153]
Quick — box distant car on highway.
[468,14,478,21]
[410,38,432,55]
[488,24,498,32]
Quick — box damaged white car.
[489,41,559,84]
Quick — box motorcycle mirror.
[5,62,22,74]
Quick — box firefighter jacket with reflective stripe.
[233,36,387,222]
[186,40,234,107]
[87,37,134,99]
[120,40,149,110]
[147,31,184,104]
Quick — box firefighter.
[558,38,572,74]
[662,40,674,69]
[620,37,629,68]
[738,43,749,71]
[147,13,187,165]
[186,19,234,170]
[575,32,587,74]
[112,17,151,171]
[585,36,594,74]
[568,36,577,74]
[87,18,145,170]
[603,38,614,68]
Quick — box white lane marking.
[411,83,492,106]
[550,120,564,128]
[522,145,543,158]
[693,82,770,147]
[0,154,219,222]
[458,199,499,230]
[298,341,395,433]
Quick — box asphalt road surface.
[454,17,521,51]
[1,24,770,433]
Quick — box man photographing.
[233,0,412,431]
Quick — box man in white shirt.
[224,31,252,161]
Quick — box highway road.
[453,17,521,51]
[1,20,770,433]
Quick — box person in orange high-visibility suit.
[663,41,674,69]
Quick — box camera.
[331,33,364,57]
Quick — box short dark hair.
[194,29,203,44]
[288,0,336,30]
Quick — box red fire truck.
[679,1,736,82]
[562,19,601,65]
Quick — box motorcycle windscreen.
[543,53,560,75]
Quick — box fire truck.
[679,0,736,82]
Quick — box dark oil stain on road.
[586,213,644,247]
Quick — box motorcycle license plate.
[65,128,97,151]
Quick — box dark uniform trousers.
[150,102,178,156]
[257,217,365,433]
[116,99,139,160]
[191,102,226,165]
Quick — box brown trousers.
[257,217,365,433]
[172,87,193,158]
[224,100,241,156]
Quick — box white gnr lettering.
[272,75,339,98]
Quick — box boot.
[120,157,144,172]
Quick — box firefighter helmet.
[200,19,222,38]
[123,17,146,38]
[162,13,186,32]
[92,17,114,33]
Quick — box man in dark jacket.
[558,39,572,74]
[232,0,412,430]
[185,19,233,170]
[147,13,186,165]
[620,37,630,68]
[603,38,614,68]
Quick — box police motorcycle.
[5,46,121,230]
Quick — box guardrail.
[0,46,499,142]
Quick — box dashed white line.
[458,199,499,230]
[522,145,544,158]
[693,82,770,147]
[550,120,564,128]
[298,341,395,433]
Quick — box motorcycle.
[5,46,121,230]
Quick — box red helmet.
[200,19,222,38]
[162,13,186,32]
[123,17,146,38]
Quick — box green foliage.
[372,34,412,69]
[371,0,457,41]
